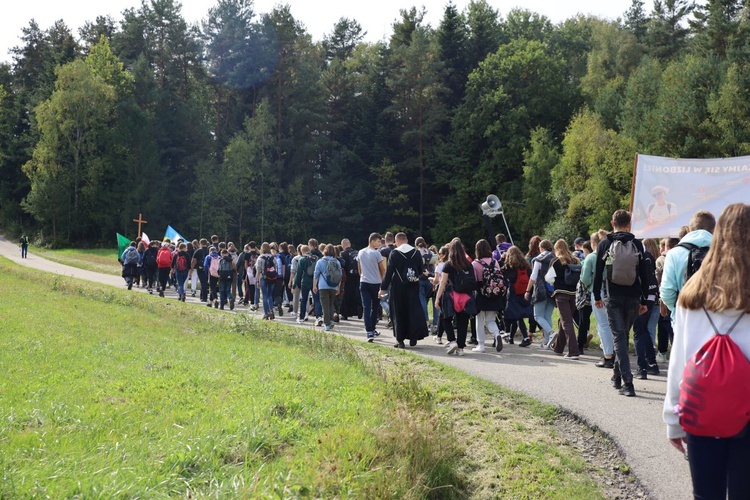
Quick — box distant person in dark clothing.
[19,234,29,258]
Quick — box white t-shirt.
[358,247,384,285]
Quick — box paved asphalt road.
[0,236,691,499]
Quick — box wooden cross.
[132,213,148,236]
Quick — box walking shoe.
[394,341,405,349]
[611,375,622,390]
[563,355,580,360]
[501,332,510,343]
[277,305,283,317]
[324,324,332,332]
[636,369,648,380]
[127,282,133,290]
[519,337,532,348]
[250,305,258,311]
[386,320,393,329]
[433,335,440,343]
[646,364,660,375]
[159,290,164,298]
[296,318,305,324]
[269,312,275,320]
[333,314,340,323]
[229,299,235,310]
[655,352,667,363]
[286,304,294,312]
[456,348,465,356]
[191,291,196,297]
[409,338,417,346]
[472,346,485,353]
[214,300,219,308]
[373,330,380,336]
[315,317,324,327]
[546,331,558,349]
[220,304,225,310]
[619,383,636,397]
[495,334,503,352]
[445,341,458,355]
[595,357,615,369]
[206,301,212,307]
[468,338,479,346]
[366,332,374,342]
[436,337,443,344]
[328,322,335,330]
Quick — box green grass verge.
[0,258,607,498]
[31,247,123,276]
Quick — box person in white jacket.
[662,203,750,499]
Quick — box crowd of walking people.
[114,204,748,500]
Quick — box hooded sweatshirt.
[592,232,654,303]
[492,242,512,262]
[659,229,712,313]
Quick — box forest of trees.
[1,0,749,248]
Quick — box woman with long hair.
[435,239,475,356]
[524,239,556,347]
[663,203,750,499]
[525,235,542,336]
[502,246,533,347]
[548,239,581,359]
[472,239,504,353]
[431,245,450,344]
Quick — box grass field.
[0,258,627,498]
[31,247,122,276]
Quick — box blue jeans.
[299,286,311,320]
[591,292,614,356]
[312,290,322,318]
[418,279,432,323]
[633,304,657,370]
[360,282,381,332]
[219,280,233,307]
[236,273,244,299]
[606,295,641,384]
[261,279,275,316]
[176,270,188,298]
[533,298,556,342]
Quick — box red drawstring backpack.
[678,309,750,438]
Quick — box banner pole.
[629,153,639,213]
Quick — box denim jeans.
[533,298,556,342]
[236,272,244,299]
[299,286,311,320]
[313,290,322,318]
[633,304,657,370]
[219,280,233,307]
[418,279,432,323]
[647,302,659,344]
[591,292,614,356]
[176,270,188,298]
[606,295,641,384]
[261,279,275,316]
[686,425,750,499]
[360,282,381,333]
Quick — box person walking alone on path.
[663,203,750,500]
[19,233,29,258]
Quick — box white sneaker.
[296,318,304,324]
[546,331,558,348]
[456,348,465,356]
[445,341,458,354]
[471,346,485,353]
[539,342,550,350]
[656,352,667,363]
[315,317,324,327]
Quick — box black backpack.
[677,242,709,282]
[305,254,319,277]
[451,265,477,293]
[218,258,234,282]
[564,264,582,286]
[263,256,278,281]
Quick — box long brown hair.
[679,203,750,312]
[554,239,579,265]
[448,240,471,271]
[504,246,530,270]
[642,238,659,259]
[526,235,541,258]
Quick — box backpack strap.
[703,307,745,336]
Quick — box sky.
[1,0,634,63]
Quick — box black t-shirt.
[192,247,207,270]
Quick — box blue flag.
[164,225,187,243]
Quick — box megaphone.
[481,194,503,217]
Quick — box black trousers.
[197,269,208,301]
[687,425,750,499]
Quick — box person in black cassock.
[379,232,429,348]
[340,238,362,320]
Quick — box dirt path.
[0,236,691,499]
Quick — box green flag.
[117,233,131,259]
